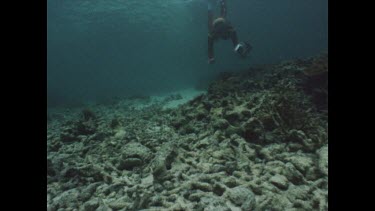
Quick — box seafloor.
[47,53,328,211]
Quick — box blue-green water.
[47,0,327,107]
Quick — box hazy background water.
[47,0,328,107]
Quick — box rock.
[82,198,99,211]
[188,192,205,202]
[287,129,306,143]
[191,181,212,192]
[180,124,196,134]
[79,182,101,201]
[270,174,289,190]
[151,157,168,179]
[46,205,53,211]
[163,180,175,190]
[108,197,130,209]
[122,142,152,160]
[212,118,230,130]
[171,116,188,129]
[47,158,56,177]
[226,186,256,210]
[305,165,320,181]
[312,188,328,210]
[75,119,97,135]
[118,142,152,170]
[212,148,233,160]
[118,158,143,170]
[195,106,208,120]
[225,125,243,137]
[109,117,121,129]
[113,129,126,140]
[224,105,251,124]
[225,161,237,174]
[282,162,304,185]
[287,129,319,152]
[96,204,112,211]
[213,183,227,196]
[260,114,278,131]
[141,174,154,188]
[211,164,226,173]
[248,180,262,195]
[193,137,212,149]
[286,185,311,204]
[317,145,328,176]
[242,117,263,142]
[51,189,80,209]
[81,108,96,121]
[259,194,293,211]
[198,195,231,211]
[149,195,164,206]
[285,155,314,176]
[210,107,224,117]
[60,130,77,143]
[223,176,238,188]
[259,144,285,161]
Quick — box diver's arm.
[229,29,239,47]
[208,1,214,32]
[220,0,227,18]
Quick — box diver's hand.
[208,57,215,64]
[234,42,252,58]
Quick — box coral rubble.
[47,54,328,211]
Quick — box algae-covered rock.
[51,188,80,209]
[226,186,256,210]
[107,196,131,210]
[119,157,143,170]
[225,125,243,137]
[242,117,263,142]
[79,182,101,201]
[224,104,252,124]
[197,195,231,211]
[190,181,212,192]
[149,142,178,180]
[212,118,230,130]
[118,142,152,170]
[282,162,304,185]
[318,145,328,176]
[47,158,56,177]
[259,144,286,161]
[82,198,100,211]
[284,154,315,176]
[270,174,289,190]
[96,203,113,211]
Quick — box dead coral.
[47,54,328,211]
[303,54,328,77]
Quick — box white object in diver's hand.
[208,57,215,64]
[234,42,252,57]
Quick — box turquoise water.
[47,0,327,107]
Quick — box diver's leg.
[208,35,215,64]
[208,11,214,32]
[229,29,239,47]
[207,0,217,64]
[220,0,227,18]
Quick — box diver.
[207,0,252,64]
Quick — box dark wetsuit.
[208,0,239,60]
